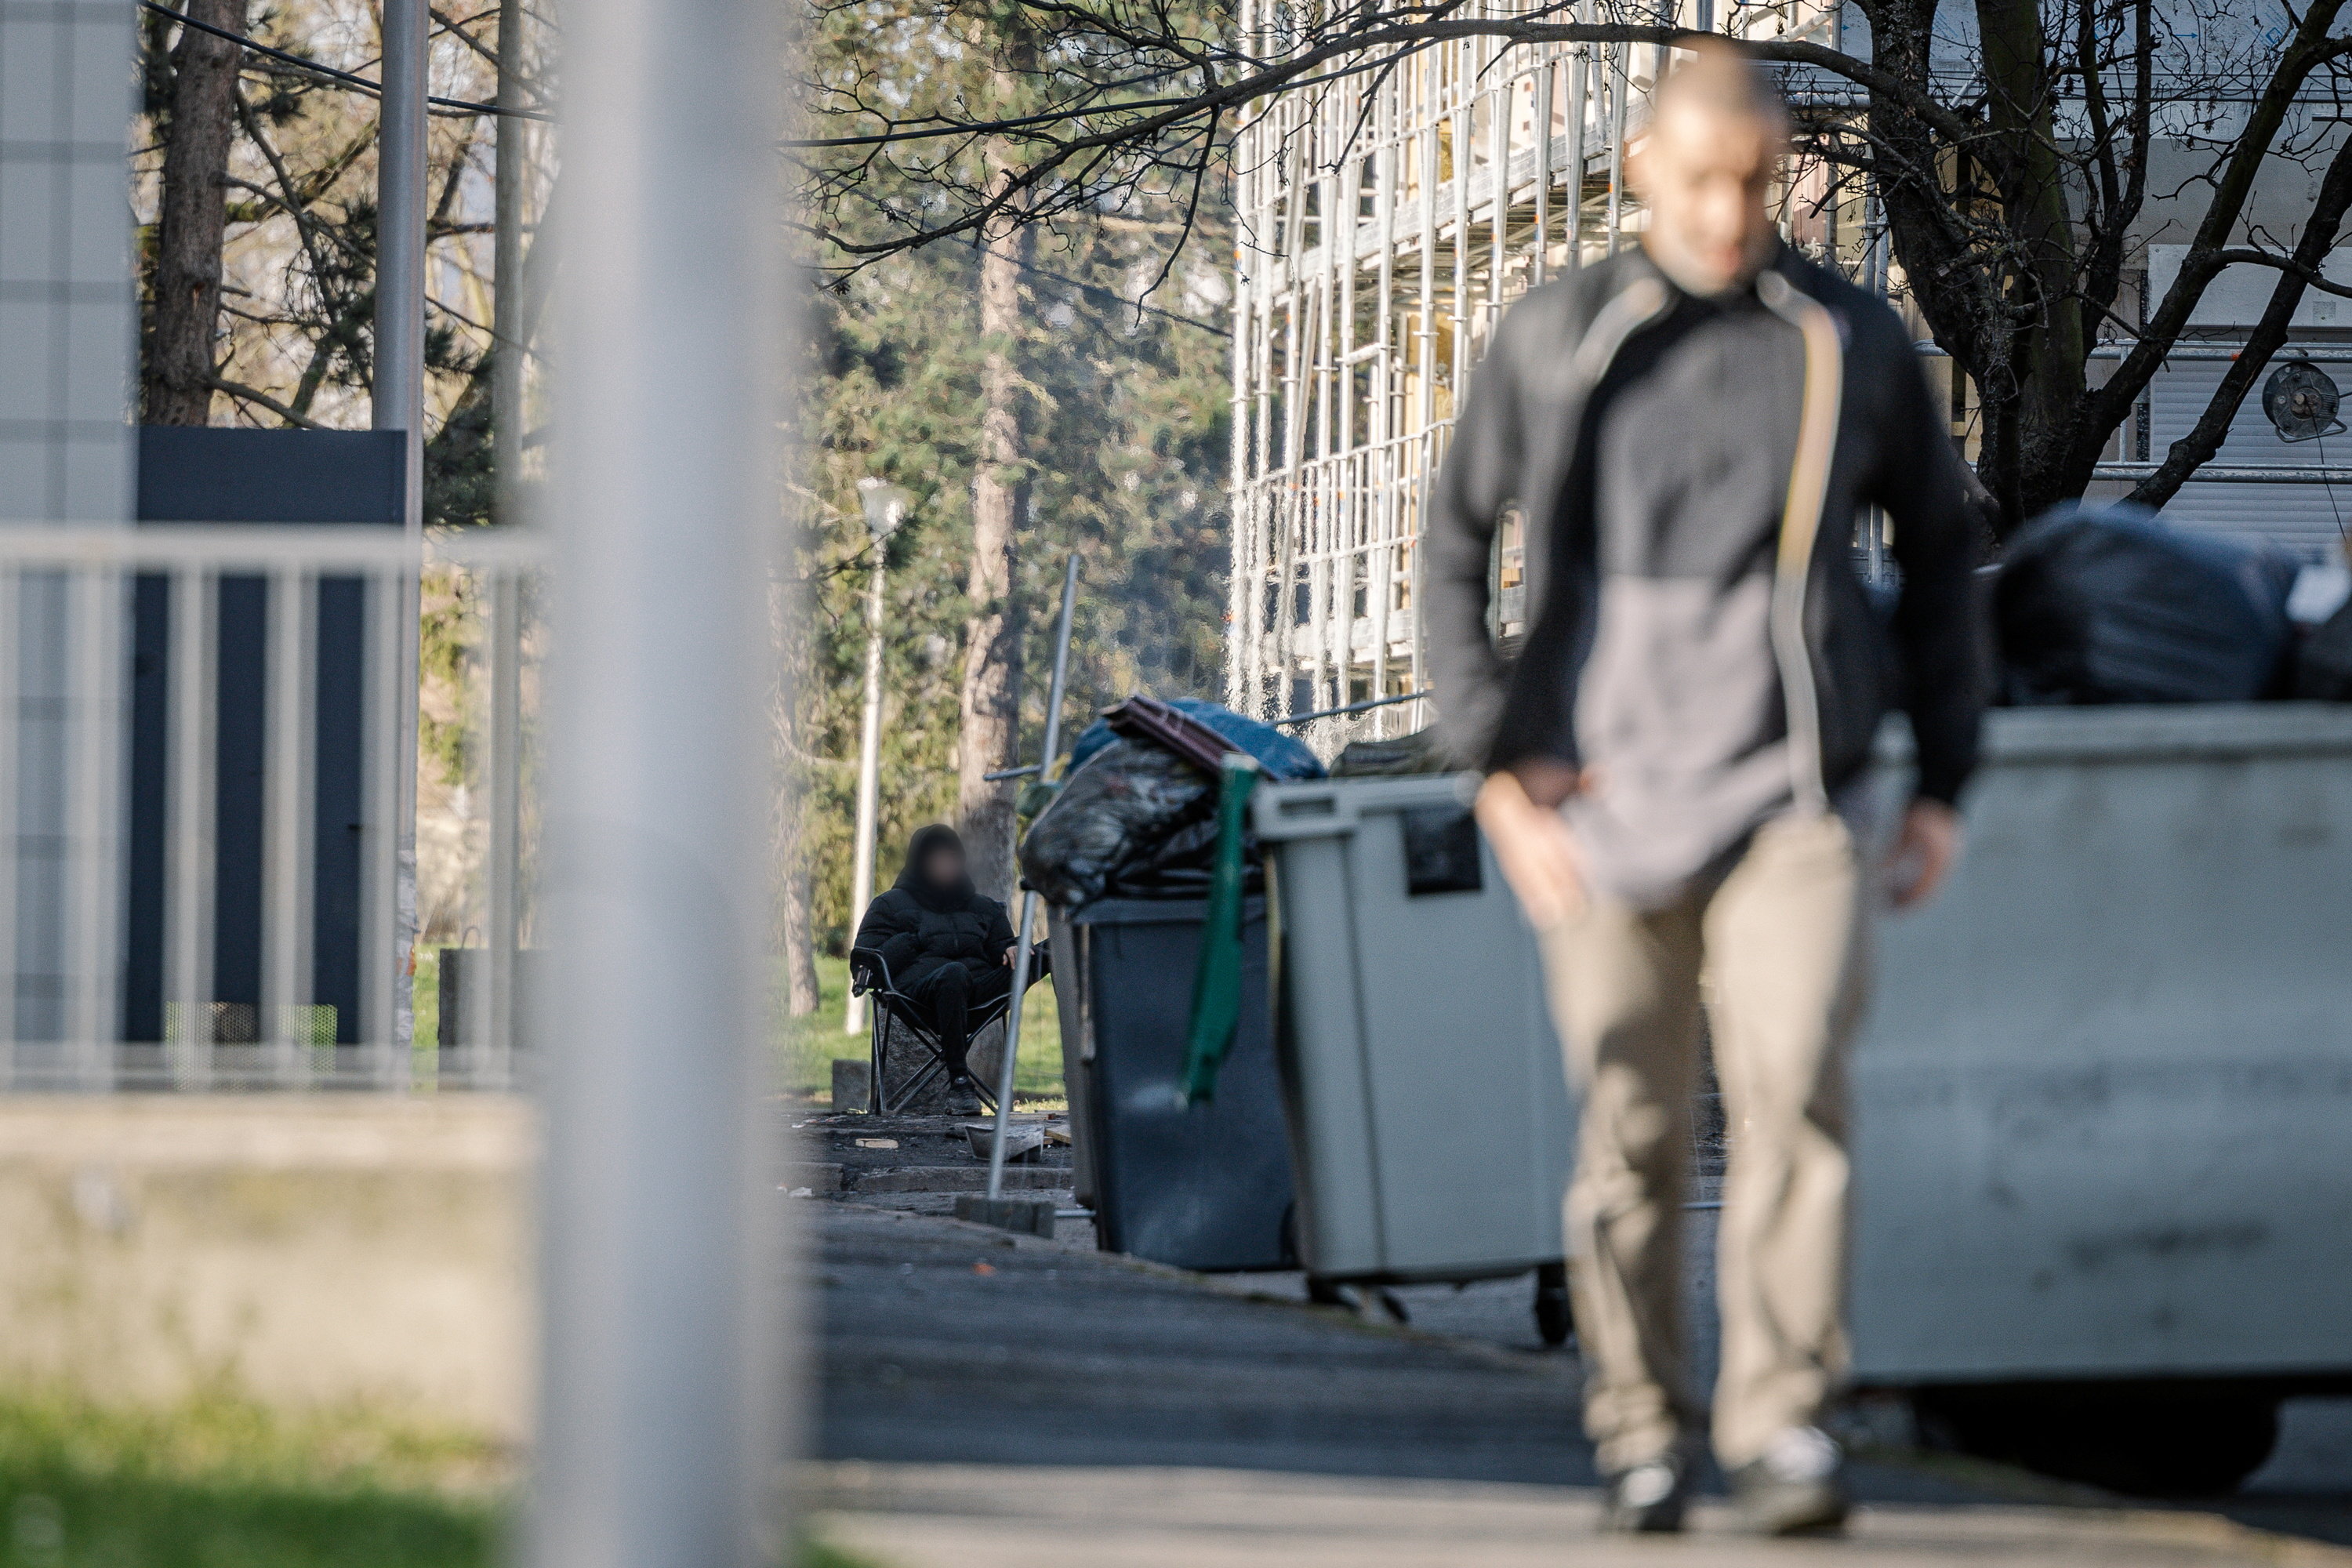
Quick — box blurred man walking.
[1425,41,1982,1537]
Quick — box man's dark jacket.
[1422,246,1983,835]
[854,826,1015,990]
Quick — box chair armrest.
[848,947,891,997]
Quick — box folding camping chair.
[848,949,1025,1115]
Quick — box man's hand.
[1475,767,1588,931]
[1889,798,1962,909]
[1002,949,1015,967]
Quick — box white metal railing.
[0,524,543,1091]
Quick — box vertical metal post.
[361,568,405,1084]
[846,481,902,1034]
[488,0,533,1088]
[484,569,523,1087]
[1532,61,1552,288]
[1566,0,1591,270]
[530,0,782,1555]
[846,558,885,1034]
[262,568,317,1083]
[493,0,528,511]
[1606,45,1628,256]
[0,568,16,1082]
[64,566,124,1087]
[987,554,1079,1200]
[165,568,216,1088]
[376,0,427,1061]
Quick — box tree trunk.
[957,169,1027,907]
[146,0,248,426]
[779,856,821,1016]
[770,577,822,1016]
[1975,0,2087,522]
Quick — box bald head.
[1628,41,1790,296]
[1649,39,1791,145]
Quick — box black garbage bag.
[1994,505,2299,705]
[1018,737,1215,909]
[1330,724,1450,777]
[2296,596,2352,700]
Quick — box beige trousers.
[1540,810,1870,1474]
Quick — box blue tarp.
[1066,698,1324,781]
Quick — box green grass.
[412,948,442,1062]
[0,1398,889,1568]
[0,1397,503,1568]
[775,954,1066,1104]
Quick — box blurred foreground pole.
[376,0,426,1054]
[531,0,784,1558]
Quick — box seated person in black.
[855,824,1046,1114]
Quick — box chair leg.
[868,1010,886,1115]
[900,1057,948,1111]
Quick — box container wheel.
[1534,1261,1573,1348]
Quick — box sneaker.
[1599,1451,1690,1534]
[1732,1425,1849,1536]
[946,1077,983,1116]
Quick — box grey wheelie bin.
[1046,895,1295,1272]
[1254,773,1576,1340]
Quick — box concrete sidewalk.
[811,1202,2347,1566]
[811,1461,2352,1567]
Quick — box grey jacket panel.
[1421,245,1984,809]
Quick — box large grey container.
[1254,774,1574,1283]
[1047,896,1294,1272]
[1852,703,2352,1388]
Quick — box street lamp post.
[846,479,907,1035]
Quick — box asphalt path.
[808,1168,2352,1566]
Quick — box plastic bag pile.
[1018,699,1323,911]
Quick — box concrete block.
[0,1094,535,1443]
[786,1162,844,1193]
[952,1196,1058,1236]
[830,1058,872,1109]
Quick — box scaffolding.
[1225,0,1849,752]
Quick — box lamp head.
[857,477,910,543]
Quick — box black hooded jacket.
[852,825,1015,989]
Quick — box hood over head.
[895,823,977,912]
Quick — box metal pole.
[846,480,903,1034]
[485,569,522,1087]
[375,0,426,1057]
[492,0,528,514]
[1566,4,1590,272]
[1606,44,1627,258]
[844,551,886,1033]
[530,0,782,1555]
[986,554,1079,1200]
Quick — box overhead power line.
[139,0,551,121]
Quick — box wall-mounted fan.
[2263,358,2347,443]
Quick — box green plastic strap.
[1181,753,1261,1105]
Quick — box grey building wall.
[1,0,135,1050]
[2,0,134,520]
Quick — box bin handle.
[1253,783,1363,839]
